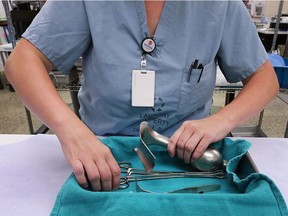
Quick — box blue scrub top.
[23,0,267,136]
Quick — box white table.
[0,134,287,216]
[0,134,72,216]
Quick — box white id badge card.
[132,70,155,107]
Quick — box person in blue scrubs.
[5,1,279,191]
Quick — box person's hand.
[167,116,232,164]
[4,38,121,191]
[58,127,121,191]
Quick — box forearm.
[212,60,279,129]
[5,39,84,135]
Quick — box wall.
[249,0,288,19]
[264,0,288,19]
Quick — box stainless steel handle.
[140,121,169,147]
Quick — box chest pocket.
[178,59,216,114]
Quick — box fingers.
[95,161,112,191]
[168,126,184,158]
[73,159,89,189]
[191,136,212,161]
[168,121,213,164]
[71,147,120,192]
[83,161,101,191]
[73,159,103,191]
[106,157,121,190]
[183,132,202,163]
[95,152,121,191]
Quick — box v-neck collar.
[136,1,177,48]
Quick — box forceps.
[118,162,227,189]
[119,171,226,189]
[119,161,226,177]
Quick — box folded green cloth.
[51,137,288,216]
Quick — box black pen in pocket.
[197,64,204,83]
[187,59,199,82]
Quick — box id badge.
[132,70,155,107]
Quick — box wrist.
[50,112,96,142]
[208,111,237,135]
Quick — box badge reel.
[141,38,156,54]
[132,53,156,107]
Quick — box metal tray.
[236,152,259,180]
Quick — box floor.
[213,90,288,138]
[0,87,74,134]
[0,85,288,138]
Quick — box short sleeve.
[22,0,91,74]
[217,1,267,83]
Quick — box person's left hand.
[167,116,232,164]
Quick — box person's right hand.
[57,125,121,191]
[5,39,121,191]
